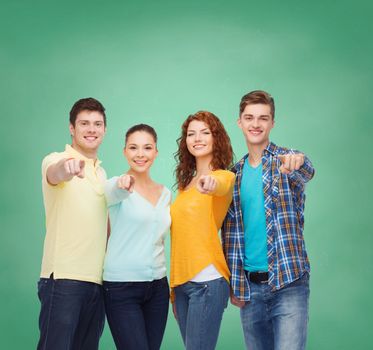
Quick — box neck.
[71,143,97,160]
[195,155,213,177]
[247,141,269,167]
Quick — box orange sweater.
[170,170,235,291]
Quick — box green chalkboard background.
[1,0,372,349]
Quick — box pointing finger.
[128,175,135,192]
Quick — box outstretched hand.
[278,154,304,174]
[63,158,85,180]
[117,174,135,192]
[196,175,217,194]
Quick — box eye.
[187,133,194,137]
[129,146,136,150]
[145,146,153,150]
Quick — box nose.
[252,118,259,128]
[87,123,95,133]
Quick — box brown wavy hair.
[174,111,234,190]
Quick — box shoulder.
[42,150,65,165]
[232,154,248,172]
[163,186,172,202]
[41,150,66,173]
[211,169,235,181]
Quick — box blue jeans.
[174,277,230,350]
[103,277,169,350]
[37,277,105,350]
[240,273,310,350]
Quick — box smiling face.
[69,110,106,158]
[186,120,213,161]
[124,131,158,173]
[238,103,274,149]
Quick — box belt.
[245,271,269,284]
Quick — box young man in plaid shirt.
[222,90,314,350]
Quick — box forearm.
[104,177,130,206]
[288,155,315,184]
[46,159,71,185]
[211,171,235,196]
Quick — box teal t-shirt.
[240,158,268,272]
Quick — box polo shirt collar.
[65,144,102,167]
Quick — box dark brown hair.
[175,111,233,190]
[239,90,275,119]
[125,124,158,145]
[69,97,106,126]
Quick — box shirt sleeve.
[287,152,315,186]
[104,176,131,207]
[211,170,236,197]
[41,152,65,189]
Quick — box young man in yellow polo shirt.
[37,98,108,350]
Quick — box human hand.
[117,174,135,192]
[172,302,178,321]
[196,175,217,194]
[278,154,304,174]
[230,292,245,308]
[63,158,85,180]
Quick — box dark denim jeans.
[240,273,310,350]
[174,277,230,350]
[103,277,170,350]
[37,277,105,350]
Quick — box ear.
[69,123,75,136]
[237,117,242,129]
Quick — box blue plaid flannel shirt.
[221,142,315,301]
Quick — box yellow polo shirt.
[40,145,107,284]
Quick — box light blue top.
[240,159,268,272]
[103,176,171,281]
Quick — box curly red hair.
[175,111,234,190]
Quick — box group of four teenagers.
[37,90,314,350]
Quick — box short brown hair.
[69,97,106,126]
[239,90,275,119]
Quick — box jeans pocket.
[216,278,230,309]
[103,281,134,291]
[37,278,49,298]
[159,277,169,287]
[103,282,137,304]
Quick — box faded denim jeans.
[240,273,310,350]
[174,277,230,350]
